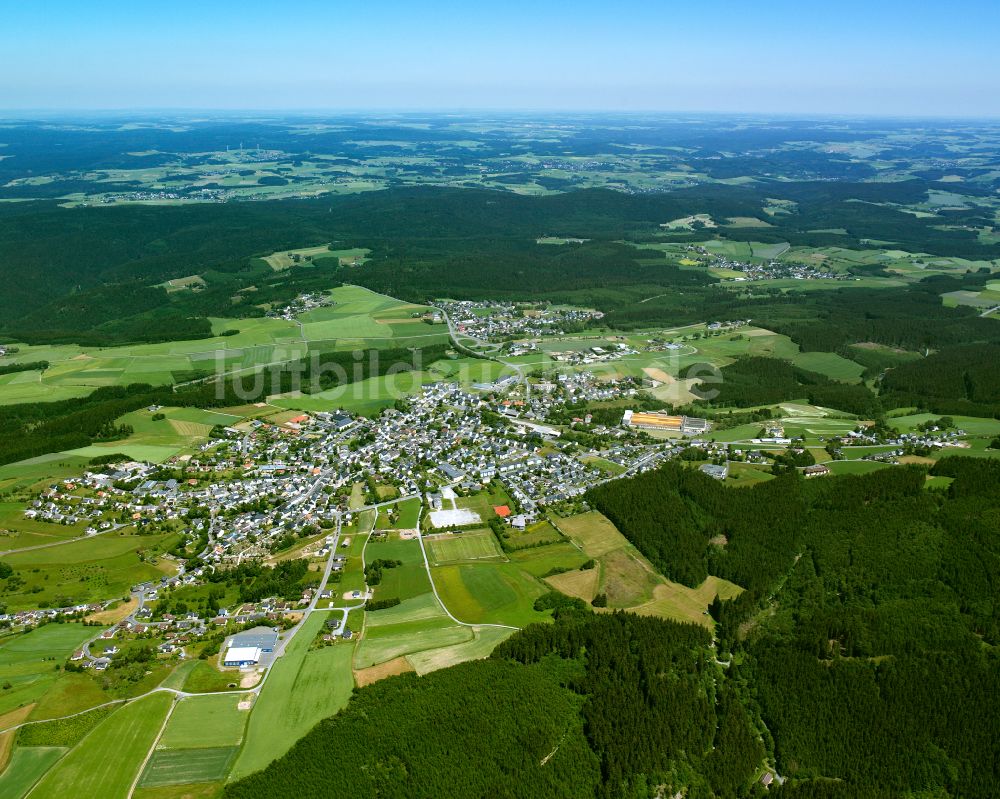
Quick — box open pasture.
[158,695,248,749]
[356,617,473,670]
[0,747,66,799]
[430,562,549,627]
[1,531,179,611]
[555,511,739,627]
[0,624,99,717]
[263,244,334,270]
[27,692,172,799]
[365,535,431,601]
[406,626,515,675]
[230,613,355,779]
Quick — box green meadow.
[0,747,66,799]
[230,612,355,780]
[0,624,96,717]
[27,692,172,799]
[158,695,249,750]
[1,531,180,611]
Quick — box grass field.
[139,747,237,788]
[0,285,442,409]
[133,781,223,799]
[355,591,481,670]
[158,695,248,750]
[229,613,354,780]
[406,626,515,675]
[356,617,473,669]
[790,351,866,382]
[555,511,742,627]
[180,661,242,694]
[425,529,505,565]
[0,624,97,717]
[1,531,180,611]
[393,497,422,529]
[27,692,172,799]
[365,535,430,601]
[0,747,66,799]
[430,562,550,627]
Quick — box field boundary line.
[127,694,176,799]
[414,505,519,632]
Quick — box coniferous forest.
[224,458,1000,799]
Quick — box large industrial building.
[622,410,710,435]
[223,646,262,667]
[222,627,279,667]
[229,628,278,652]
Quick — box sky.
[3,0,999,116]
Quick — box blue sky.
[3,0,999,115]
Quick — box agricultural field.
[27,691,172,799]
[393,497,422,529]
[0,285,447,409]
[0,747,66,799]
[295,285,443,349]
[355,592,471,669]
[0,530,180,611]
[424,529,505,565]
[431,554,568,628]
[157,695,248,749]
[229,612,355,780]
[139,747,236,789]
[554,511,741,628]
[405,626,515,676]
[0,624,100,717]
[364,534,431,601]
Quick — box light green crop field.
[425,530,505,565]
[393,497,422,529]
[1,531,179,611]
[158,695,248,749]
[362,591,445,629]
[430,562,549,627]
[0,624,98,717]
[355,618,473,669]
[271,369,435,416]
[355,591,476,669]
[28,692,172,799]
[889,413,1000,437]
[0,747,66,799]
[0,285,442,408]
[825,460,892,475]
[139,746,237,788]
[406,625,514,675]
[230,613,354,780]
[791,351,866,382]
[365,536,430,601]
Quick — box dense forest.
[879,343,1000,417]
[2,180,999,345]
[226,612,763,799]
[704,356,881,416]
[586,460,1000,796]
